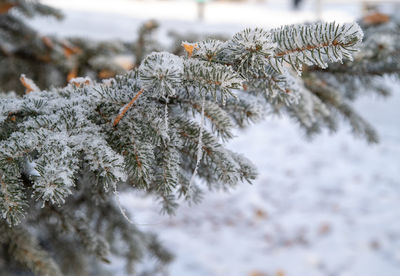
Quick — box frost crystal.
[189,94,206,188]
[270,22,364,73]
[139,52,184,98]
[184,59,244,96]
[222,28,277,73]
[228,28,276,58]
[191,40,224,61]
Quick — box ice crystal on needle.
[139,52,183,98]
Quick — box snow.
[24,160,40,177]
[29,1,400,275]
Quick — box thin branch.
[113,88,144,127]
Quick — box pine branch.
[270,22,363,73]
[0,19,367,275]
[304,75,379,143]
[0,21,364,226]
[0,224,62,276]
[2,0,63,19]
[0,155,27,226]
[52,208,111,264]
[177,95,234,140]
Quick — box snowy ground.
[31,1,400,275]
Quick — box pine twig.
[113,88,144,127]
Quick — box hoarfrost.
[139,52,184,98]
[189,94,206,188]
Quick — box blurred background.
[5,0,400,275]
[28,0,400,39]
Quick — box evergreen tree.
[2,0,398,143]
[0,17,366,275]
[0,0,67,93]
[0,0,160,94]
[1,1,399,275]
[301,12,400,142]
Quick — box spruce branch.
[179,96,234,140]
[0,224,63,276]
[270,22,364,73]
[1,0,63,19]
[304,75,379,143]
[0,21,364,226]
[0,19,368,275]
[52,207,111,263]
[0,158,27,226]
